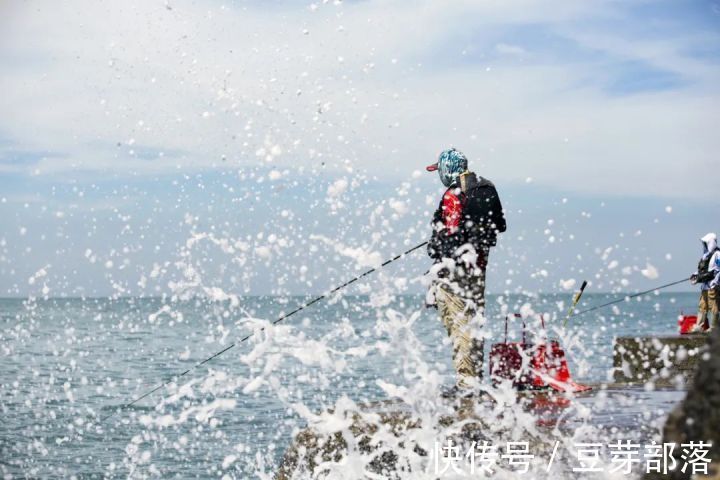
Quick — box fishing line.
[100,240,429,423]
[572,277,691,318]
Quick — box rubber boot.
[709,312,719,332]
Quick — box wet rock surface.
[275,384,691,479]
[275,386,668,479]
[646,328,720,480]
[274,394,560,480]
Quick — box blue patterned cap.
[426,148,468,187]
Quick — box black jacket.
[428,172,506,262]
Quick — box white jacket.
[700,233,720,290]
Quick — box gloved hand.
[690,273,698,285]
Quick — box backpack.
[697,247,720,284]
[459,172,507,248]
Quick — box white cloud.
[0,0,718,199]
[495,43,526,56]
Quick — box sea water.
[1,293,696,478]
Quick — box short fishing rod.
[563,280,588,326]
[100,240,429,423]
[571,276,691,318]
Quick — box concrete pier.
[613,334,709,387]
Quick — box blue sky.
[0,0,719,297]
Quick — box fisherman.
[691,232,720,332]
[426,148,506,390]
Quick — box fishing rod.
[571,276,691,318]
[100,240,429,423]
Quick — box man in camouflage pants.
[426,148,506,390]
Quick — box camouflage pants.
[436,285,485,388]
[698,288,720,330]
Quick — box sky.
[1,0,719,298]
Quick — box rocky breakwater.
[645,327,719,480]
[613,334,710,388]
